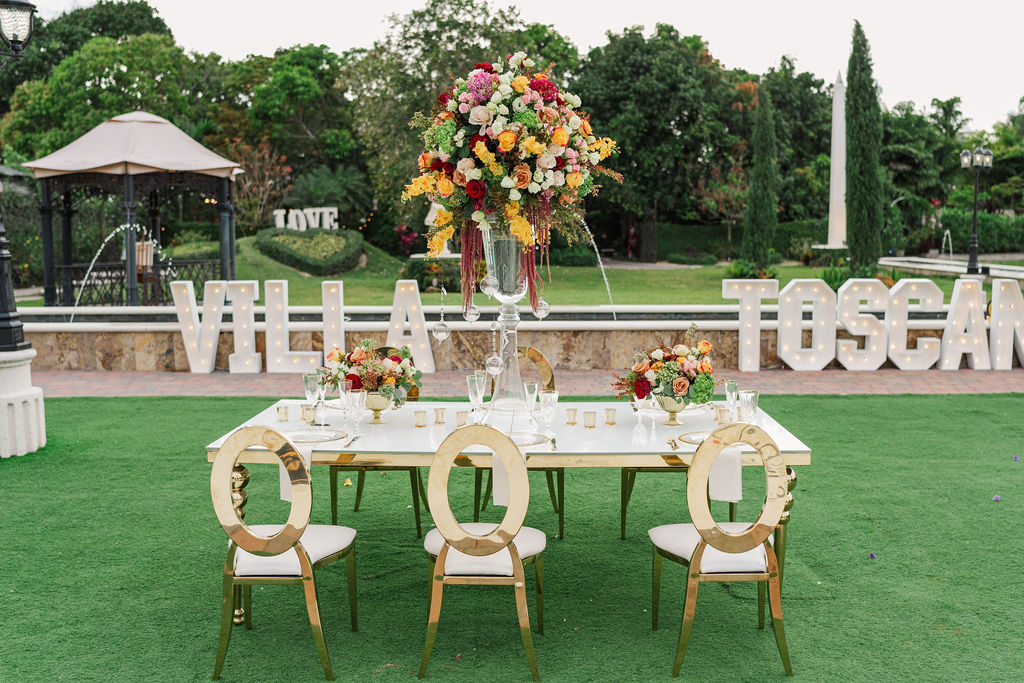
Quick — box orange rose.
[497,130,517,153]
[417,152,433,169]
[326,346,343,364]
[511,163,532,189]
[350,347,371,363]
[699,359,713,374]
[697,340,712,355]
[578,118,593,137]
[452,170,467,187]
[539,107,557,123]
[672,376,690,396]
[565,171,583,188]
[632,359,650,374]
[551,127,569,146]
[436,176,454,197]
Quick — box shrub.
[166,220,220,245]
[404,258,462,291]
[822,266,845,291]
[938,208,1024,253]
[666,250,718,266]
[163,240,220,261]
[549,244,598,266]
[725,258,777,279]
[254,228,364,275]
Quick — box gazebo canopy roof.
[24,111,239,180]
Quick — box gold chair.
[329,346,427,535]
[419,425,546,680]
[649,423,796,677]
[477,345,565,538]
[211,426,357,681]
[621,468,738,539]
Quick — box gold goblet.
[365,391,392,424]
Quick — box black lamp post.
[959,146,993,276]
[0,0,35,352]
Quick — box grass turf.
[1,395,1022,681]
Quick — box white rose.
[447,99,458,112]
[491,120,504,135]
[456,158,475,173]
[500,175,515,189]
[471,210,486,222]
[492,62,502,72]
[489,91,502,104]
[382,358,394,372]
[547,144,565,156]
[672,344,686,355]
[588,152,601,165]
[536,153,556,170]
[552,171,565,187]
[400,358,411,369]
[465,168,482,180]
[541,176,552,189]
[527,181,541,194]
[508,188,522,201]
[498,83,512,96]
[651,349,664,361]
[533,169,544,182]
[468,106,493,127]
[523,58,535,68]
[644,370,657,382]
[497,104,509,116]
[568,115,581,130]
[498,72,511,84]
[512,97,527,112]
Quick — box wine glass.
[523,381,539,415]
[467,373,485,420]
[315,377,328,429]
[537,389,559,436]
[303,373,319,424]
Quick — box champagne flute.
[467,373,485,420]
[303,373,319,425]
[537,389,558,436]
[523,381,539,415]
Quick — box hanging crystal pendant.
[534,299,550,319]
[464,303,481,322]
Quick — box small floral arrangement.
[321,339,422,406]
[613,327,716,404]
[403,50,620,311]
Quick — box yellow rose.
[521,136,546,156]
[697,340,712,355]
[498,130,517,153]
[578,118,592,137]
[417,152,434,169]
[512,75,529,93]
[551,127,569,146]
[565,171,583,188]
[436,176,454,197]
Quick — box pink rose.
[458,103,470,114]
[326,346,343,364]
[536,153,556,170]
[350,347,371,364]
[468,106,493,127]
[672,376,690,396]
[456,157,476,173]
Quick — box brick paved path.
[32,368,1024,398]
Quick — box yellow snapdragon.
[401,175,436,201]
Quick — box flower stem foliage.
[845,20,884,270]
[741,85,779,269]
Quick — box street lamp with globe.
[959,146,994,276]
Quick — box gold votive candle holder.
[456,410,468,427]
[300,403,316,424]
[565,408,577,425]
[414,410,427,428]
[605,408,617,425]
[434,407,446,424]
[276,405,290,422]
[583,410,597,428]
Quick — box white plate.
[678,430,713,446]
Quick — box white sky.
[33,0,1023,132]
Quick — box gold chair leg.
[534,555,544,635]
[329,466,340,525]
[302,574,335,680]
[775,525,788,589]
[353,470,366,512]
[620,469,634,539]
[473,469,483,523]
[417,469,430,512]
[556,470,565,540]
[418,570,445,678]
[232,585,244,625]
[651,547,662,630]
[243,585,252,630]
[409,469,423,538]
[671,573,700,677]
[545,470,559,513]
[514,580,541,681]
[346,551,358,632]
[769,574,793,676]
[757,581,766,629]
[212,575,235,680]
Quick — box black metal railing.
[55,260,220,306]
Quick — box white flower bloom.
[471,210,486,222]
[552,171,565,186]
[489,91,502,104]
[523,58,535,68]
[454,129,465,141]
[498,72,511,84]
[588,152,601,165]
[528,181,541,194]
[586,135,596,144]
[644,369,657,382]
[447,99,458,112]
[486,102,498,114]
[498,83,512,96]
[533,169,544,182]
[491,120,504,135]
[382,358,394,372]
[509,188,522,201]
[500,175,516,189]
[400,358,411,369]
[492,62,502,72]
[437,150,450,162]
[651,349,665,361]
[541,177,552,189]
[672,344,687,356]
[568,115,581,130]
[512,97,527,112]
[497,104,509,116]
[547,144,565,156]
[465,168,482,180]
[477,218,491,231]
[509,51,527,68]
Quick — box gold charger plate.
[285,428,347,444]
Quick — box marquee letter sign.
[265,280,322,373]
[836,279,888,371]
[227,280,261,374]
[989,278,1024,370]
[939,279,991,370]
[723,279,778,372]
[777,279,836,371]
[886,279,943,371]
[272,207,340,231]
[386,280,435,372]
[171,280,226,374]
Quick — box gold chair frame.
[621,469,738,539]
[329,347,427,536]
[211,426,357,681]
[651,423,796,677]
[420,425,544,681]
[477,345,565,538]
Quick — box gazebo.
[24,111,241,306]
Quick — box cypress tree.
[845,20,883,271]
[741,85,778,270]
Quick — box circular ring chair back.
[427,425,527,556]
[211,426,312,556]
[686,423,789,554]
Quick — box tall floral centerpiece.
[404,51,619,441]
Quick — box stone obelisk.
[824,71,847,248]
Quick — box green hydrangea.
[655,361,680,386]
[578,175,594,196]
[689,373,715,404]
[512,109,540,130]
[434,119,458,155]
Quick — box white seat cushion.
[424,522,546,576]
[649,522,773,574]
[234,524,356,577]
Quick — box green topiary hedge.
[937,208,1024,253]
[254,228,364,275]
[162,240,220,261]
[658,219,826,262]
[666,250,718,266]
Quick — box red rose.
[466,180,485,199]
[474,62,496,73]
[529,78,558,102]
[438,92,450,106]
[389,355,401,363]
[634,378,651,400]
[554,156,566,170]
[430,158,443,172]
[441,161,455,176]
[346,373,362,390]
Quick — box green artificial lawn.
[2,395,1022,681]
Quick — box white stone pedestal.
[0,348,46,458]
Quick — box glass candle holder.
[414,410,427,428]
[604,408,617,425]
[565,408,578,425]
[300,403,316,424]
[738,390,760,422]
[456,410,468,427]
[583,410,597,428]
[434,407,446,424]
[276,405,290,422]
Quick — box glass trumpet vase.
[480,230,540,445]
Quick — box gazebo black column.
[124,174,138,306]
[59,191,74,306]
[39,178,56,306]
[218,177,231,280]
[148,191,161,303]
[227,180,237,280]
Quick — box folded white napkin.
[280,443,313,502]
[491,449,509,507]
[708,445,743,504]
